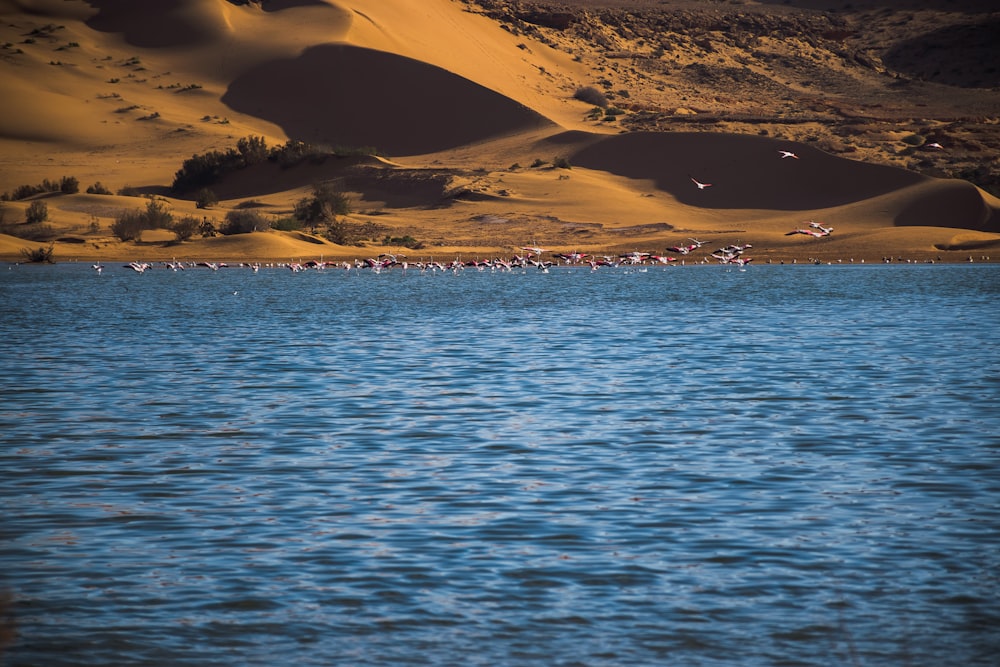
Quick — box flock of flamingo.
[86,149,850,275]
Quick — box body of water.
[1,261,999,666]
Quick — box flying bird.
[689,176,712,190]
[786,228,830,238]
[778,150,799,159]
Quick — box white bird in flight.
[689,176,712,190]
[778,150,799,159]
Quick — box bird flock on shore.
[86,146,989,274]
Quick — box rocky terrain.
[465,0,1000,195]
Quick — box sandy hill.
[0,0,998,264]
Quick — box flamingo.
[778,150,799,159]
[809,221,834,235]
[689,176,712,190]
[92,263,104,274]
[786,228,829,238]
[926,142,944,149]
[667,239,704,255]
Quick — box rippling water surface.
[2,262,999,666]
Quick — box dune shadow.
[85,0,227,48]
[222,44,553,157]
[569,132,925,210]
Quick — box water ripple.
[1,264,999,666]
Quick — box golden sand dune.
[0,0,998,263]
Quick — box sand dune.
[0,0,998,263]
[222,44,553,156]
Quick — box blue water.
[1,262,999,666]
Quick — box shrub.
[294,182,351,225]
[382,234,424,249]
[171,215,201,241]
[323,219,384,246]
[110,209,147,241]
[574,85,608,108]
[59,176,79,194]
[219,209,270,235]
[117,185,140,197]
[86,181,113,195]
[109,199,173,241]
[195,188,218,209]
[21,243,54,263]
[271,216,303,232]
[26,200,48,223]
[142,198,173,228]
[553,156,572,169]
[3,176,80,200]
[199,218,217,237]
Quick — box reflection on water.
[1,263,999,666]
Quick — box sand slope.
[0,0,998,263]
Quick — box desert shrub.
[271,216,303,232]
[171,215,201,241]
[172,135,269,193]
[294,182,351,225]
[195,188,218,209]
[236,135,268,164]
[553,156,572,169]
[86,181,113,195]
[3,176,79,200]
[219,209,270,235]
[110,209,146,241]
[117,185,140,197]
[26,200,48,223]
[21,243,54,263]
[901,134,925,146]
[142,198,173,228]
[574,85,608,108]
[199,218,217,237]
[382,234,424,249]
[109,199,173,241]
[530,158,547,168]
[323,219,385,246]
[59,176,79,194]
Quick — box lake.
[1,261,998,666]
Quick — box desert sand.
[1,0,998,265]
